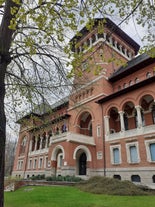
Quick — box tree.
[5,133,16,176]
[0,0,155,206]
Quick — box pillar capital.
[118,111,124,115]
[135,105,142,110]
[104,115,110,119]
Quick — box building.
[12,18,155,188]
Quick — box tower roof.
[70,18,140,55]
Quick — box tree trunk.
[0,62,7,207]
[0,1,22,205]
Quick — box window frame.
[110,145,121,165]
[145,139,155,162]
[39,157,43,169]
[28,159,32,169]
[97,125,101,137]
[33,158,38,169]
[126,142,140,164]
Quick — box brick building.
[12,18,155,188]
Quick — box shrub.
[30,174,45,180]
[77,176,149,196]
[45,175,82,182]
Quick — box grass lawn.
[4,185,155,207]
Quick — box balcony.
[51,132,95,146]
[107,124,155,141]
[29,148,49,156]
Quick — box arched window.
[146,72,151,78]
[135,78,139,83]
[98,32,103,39]
[129,80,133,86]
[123,83,127,88]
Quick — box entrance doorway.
[79,152,87,175]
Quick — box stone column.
[89,37,92,46]
[119,45,122,53]
[119,111,125,132]
[109,37,113,45]
[29,140,32,152]
[135,105,143,128]
[103,33,106,40]
[34,137,37,151]
[95,33,98,41]
[104,115,110,135]
[39,137,43,150]
[124,48,127,56]
[114,40,118,48]
[45,135,48,148]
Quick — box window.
[123,83,127,88]
[135,78,139,83]
[17,160,23,170]
[39,158,43,169]
[126,142,140,164]
[131,175,141,182]
[145,139,155,162]
[150,143,155,161]
[113,148,120,164]
[28,159,32,169]
[110,145,121,164]
[34,159,37,169]
[57,153,63,168]
[130,146,138,163]
[45,156,48,168]
[113,175,121,180]
[146,72,151,78]
[97,125,101,137]
[152,175,155,183]
[129,80,133,86]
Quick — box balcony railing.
[51,132,95,146]
[28,132,95,156]
[107,124,155,141]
